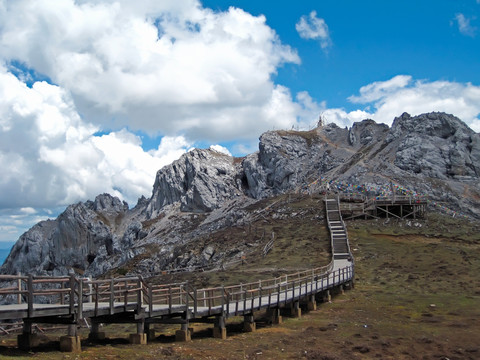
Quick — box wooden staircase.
[325,197,351,260]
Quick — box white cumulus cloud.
[347,75,480,131]
[296,10,331,50]
[321,108,375,128]
[0,0,301,141]
[209,145,232,156]
[0,64,190,212]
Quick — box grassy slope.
[0,211,479,359]
[146,194,331,288]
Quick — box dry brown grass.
[1,212,479,359]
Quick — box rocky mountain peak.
[145,148,243,217]
[2,111,479,278]
[388,112,474,141]
[348,119,389,146]
[388,112,479,178]
[87,193,128,213]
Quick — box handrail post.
[137,276,143,314]
[258,286,262,310]
[27,274,34,318]
[60,281,65,305]
[78,277,83,320]
[109,279,114,315]
[277,284,280,306]
[225,287,230,315]
[123,279,128,310]
[88,277,93,303]
[95,283,99,317]
[69,273,75,315]
[243,288,247,312]
[17,272,22,305]
[194,287,198,318]
[221,286,225,312]
[185,282,189,313]
[148,286,153,315]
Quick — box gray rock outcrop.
[389,112,479,178]
[145,148,243,216]
[1,194,128,276]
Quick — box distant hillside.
[1,111,479,278]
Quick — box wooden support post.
[266,307,282,325]
[18,321,40,351]
[129,321,147,345]
[137,321,144,334]
[322,290,331,303]
[145,323,155,341]
[23,321,32,334]
[175,311,191,342]
[175,322,191,342]
[60,325,81,352]
[67,324,77,337]
[129,331,147,345]
[88,321,105,341]
[307,295,317,311]
[213,315,227,339]
[290,301,301,318]
[243,314,256,332]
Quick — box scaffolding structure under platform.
[339,194,427,220]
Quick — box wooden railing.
[0,197,354,324]
[339,194,427,206]
[192,263,349,313]
[0,258,353,321]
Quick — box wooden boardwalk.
[0,196,354,351]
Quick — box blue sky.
[204,0,480,113]
[0,0,479,250]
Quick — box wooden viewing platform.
[339,194,427,220]
[0,196,354,352]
